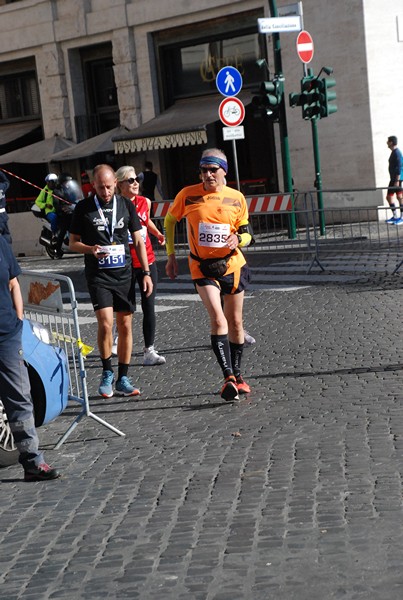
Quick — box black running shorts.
[87,279,135,312]
[194,264,251,295]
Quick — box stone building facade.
[0,0,402,206]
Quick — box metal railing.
[20,270,126,447]
[150,190,403,274]
[8,187,403,273]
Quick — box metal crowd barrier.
[151,190,403,274]
[20,270,125,448]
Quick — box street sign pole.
[302,59,325,236]
[295,31,326,236]
[223,126,244,189]
[231,139,241,191]
[268,0,297,239]
[216,74,245,191]
[311,116,325,235]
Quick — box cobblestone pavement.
[1,253,403,599]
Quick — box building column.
[112,28,141,131]
[36,42,72,139]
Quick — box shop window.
[0,72,39,122]
[80,48,119,136]
[156,10,265,106]
[164,35,262,101]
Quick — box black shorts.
[387,179,403,197]
[87,279,135,312]
[194,264,251,295]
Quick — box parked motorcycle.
[31,176,83,259]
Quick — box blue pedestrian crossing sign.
[216,66,243,97]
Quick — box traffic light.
[251,78,284,120]
[289,91,303,108]
[317,77,337,118]
[301,75,321,120]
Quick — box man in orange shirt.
[164,148,253,401]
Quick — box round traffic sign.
[296,30,314,64]
[218,97,245,127]
[216,66,243,97]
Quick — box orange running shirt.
[169,183,249,279]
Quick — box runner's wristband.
[142,270,151,276]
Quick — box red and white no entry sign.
[296,30,314,64]
[218,96,245,127]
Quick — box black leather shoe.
[24,463,61,482]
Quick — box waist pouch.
[190,250,235,278]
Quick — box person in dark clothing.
[69,164,153,399]
[385,136,403,224]
[0,169,12,243]
[0,236,60,481]
[54,174,83,258]
[139,161,163,199]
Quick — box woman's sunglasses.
[124,176,140,184]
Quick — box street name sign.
[258,16,301,34]
[296,30,314,64]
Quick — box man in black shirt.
[139,161,164,202]
[69,164,153,398]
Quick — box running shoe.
[236,375,251,394]
[244,331,256,347]
[143,346,166,366]
[386,216,398,223]
[24,463,61,482]
[393,217,403,224]
[221,376,240,401]
[99,369,115,398]
[115,376,140,397]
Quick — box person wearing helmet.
[53,174,83,258]
[34,173,59,236]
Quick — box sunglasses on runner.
[200,167,221,174]
[124,177,140,184]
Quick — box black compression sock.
[230,342,244,378]
[211,334,233,378]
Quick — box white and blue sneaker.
[99,370,114,398]
[393,217,403,224]
[386,216,398,223]
[115,376,140,397]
